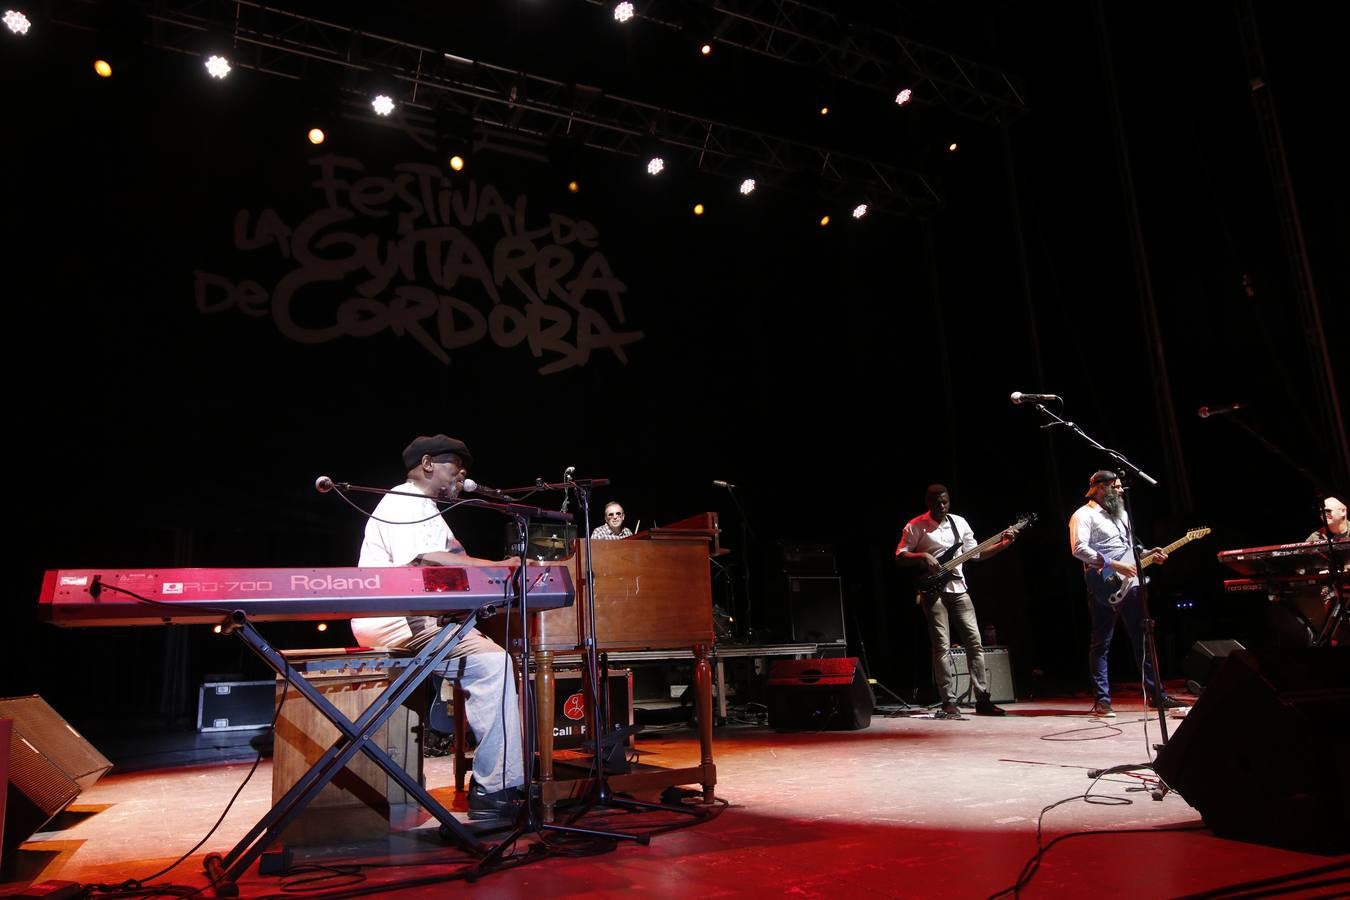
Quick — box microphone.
[1010,392,1061,405]
[713,480,736,490]
[1198,402,1246,419]
[315,475,336,493]
[560,466,575,514]
[462,478,512,501]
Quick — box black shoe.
[1148,695,1187,710]
[934,702,964,720]
[467,783,524,820]
[975,700,1007,716]
[1090,699,1116,718]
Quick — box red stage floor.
[3,693,1345,899]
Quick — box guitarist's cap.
[1085,469,1119,497]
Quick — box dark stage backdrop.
[3,3,1343,726]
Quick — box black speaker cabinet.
[0,696,112,855]
[766,658,873,731]
[1153,647,1349,853]
[948,646,1016,704]
[1183,639,1245,692]
[786,576,846,646]
[535,668,634,751]
[197,680,276,732]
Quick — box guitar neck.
[1141,532,1201,569]
[942,532,1005,572]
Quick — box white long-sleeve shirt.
[1069,500,1133,575]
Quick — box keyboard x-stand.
[204,609,487,893]
[38,564,574,896]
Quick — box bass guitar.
[915,513,1037,603]
[1103,526,1212,605]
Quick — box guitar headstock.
[1012,512,1038,532]
[1186,526,1212,541]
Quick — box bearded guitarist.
[1070,470,1187,718]
[895,484,1018,719]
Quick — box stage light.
[212,624,223,634]
[613,2,635,23]
[448,155,465,172]
[948,142,959,152]
[204,54,231,79]
[739,178,756,196]
[819,106,829,116]
[307,127,325,145]
[567,180,580,193]
[819,214,831,227]
[3,10,32,35]
[93,59,112,78]
[895,88,913,106]
[646,155,665,175]
[371,93,395,116]
[852,203,868,219]
[316,622,328,632]
[700,43,712,56]
[693,202,705,216]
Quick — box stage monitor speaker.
[1153,647,1349,854]
[786,576,846,646]
[766,658,873,731]
[948,646,1016,704]
[1183,639,1245,693]
[0,695,112,856]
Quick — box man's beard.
[1100,492,1124,517]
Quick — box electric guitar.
[1102,526,1212,606]
[914,513,1037,603]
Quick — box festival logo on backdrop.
[193,155,644,374]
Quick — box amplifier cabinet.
[947,646,1015,704]
[786,576,846,646]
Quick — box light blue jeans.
[410,622,523,794]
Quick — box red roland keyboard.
[39,565,574,626]
[1216,539,1348,577]
[1224,574,1350,594]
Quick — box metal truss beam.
[590,0,1028,123]
[55,1,942,217]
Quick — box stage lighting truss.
[582,0,1026,124]
[86,1,946,217]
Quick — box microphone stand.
[1026,402,1173,798]
[557,477,694,825]
[718,483,757,642]
[1202,411,1327,492]
[465,496,644,879]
